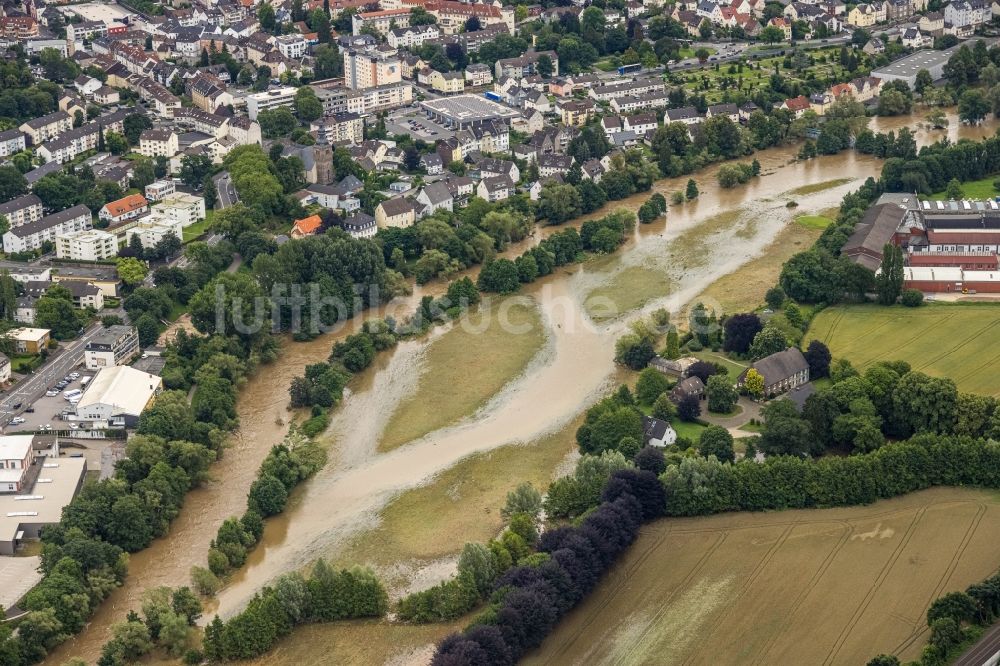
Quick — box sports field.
[525,487,1000,666]
[805,304,1000,396]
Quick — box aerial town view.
[3,0,1000,663]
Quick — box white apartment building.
[84,325,140,370]
[150,192,206,228]
[387,24,441,49]
[56,229,118,261]
[276,34,307,59]
[3,205,92,253]
[246,87,297,120]
[127,217,184,249]
[139,128,179,158]
[0,129,26,157]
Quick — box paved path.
[954,624,1000,666]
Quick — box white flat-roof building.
[0,435,35,493]
[84,325,140,370]
[246,87,297,120]
[127,216,184,250]
[75,366,163,428]
[56,228,118,261]
[0,454,87,555]
[150,192,206,228]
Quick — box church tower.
[313,124,333,185]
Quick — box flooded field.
[525,487,1000,666]
[46,109,1000,664]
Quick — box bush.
[901,288,924,307]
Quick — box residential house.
[84,325,140,370]
[768,17,792,39]
[421,153,444,174]
[559,99,595,127]
[476,175,514,202]
[919,11,944,34]
[538,154,573,178]
[149,193,206,228]
[848,2,877,25]
[92,86,120,105]
[706,103,739,123]
[8,328,50,354]
[416,182,454,215]
[375,197,420,228]
[737,348,810,397]
[342,212,378,239]
[99,194,149,226]
[670,376,705,403]
[465,63,492,86]
[664,106,701,124]
[291,214,323,238]
[642,415,677,447]
[944,0,990,27]
[623,113,659,134]
[781,95,812,117]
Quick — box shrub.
[901,288,924,307]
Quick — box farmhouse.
[738,348,810,397]
[670,376,705,403]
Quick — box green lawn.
[593,57,620,72]
[678,46,716,59]
[167,300,187,322]
[795,214,835,230]
[692,350,747,382]
[805,303,1000,396]
[929,175,1000,201]
[10,355,41,373]
[182,209,215,243]
[672,418,708,442]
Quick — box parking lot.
[8,372,94,433]
[386,108,455,143]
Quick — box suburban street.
[0,323,107,428]
[955,627,1000,666]
[213,171,239,209]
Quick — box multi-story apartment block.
[139,129,179,158]
[3,205,92,253]
[19,111,72,146]
[246,87,297,120]
[56,229,118,261]
[0,195,43,228]
[344,45,403,90]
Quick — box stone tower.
[313,124,333,185]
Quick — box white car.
[69,372,80,379]
[9,417,24,425]
[46,390,59,397]
[69,423,79,429]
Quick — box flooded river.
[45,110,999,664]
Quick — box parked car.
[9,417,24,425]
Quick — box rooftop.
[77,366,162,417]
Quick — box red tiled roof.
[292,214,323,235]
[103,193,148,217]
[927,230,1000,245]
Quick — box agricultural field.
[805,304,1000,396]
[525,486,1000,665]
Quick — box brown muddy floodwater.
[46,109,999,664]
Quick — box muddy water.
[48,109,998,664]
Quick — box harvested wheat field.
[525,487,1000,666]
[805,303,1000,396]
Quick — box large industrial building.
[74,365,163,428]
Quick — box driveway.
[701,396,762,430]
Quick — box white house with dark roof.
[737,348,810,397]
[3,205,92,254]
[416,181,454,215]
[642,415,677,447]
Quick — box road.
[213,171,239,209]
[0,322,107,427]
[954,624,1000,666]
